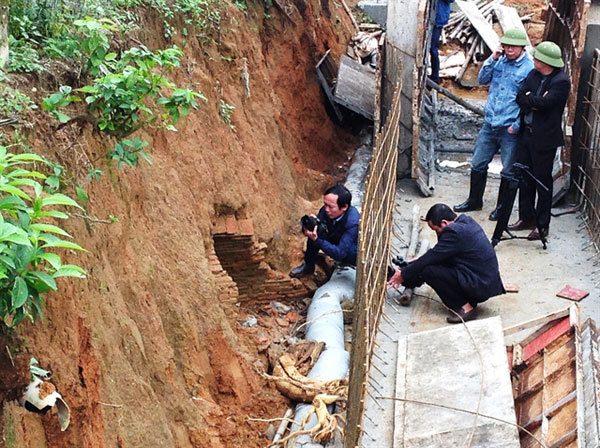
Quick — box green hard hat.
[500,28,528,46]
[533,41,564,68]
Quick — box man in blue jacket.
[388,204,505,323]
[290,185,360,278]
[454,28,534,221]
[430,0,454,84]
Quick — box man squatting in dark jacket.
[290,185,360,278]
[506,41,571,241]
[387,204,505,323]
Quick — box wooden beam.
[425,79,485,116]
[503,306,571,336]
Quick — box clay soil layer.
[0,2,358,447]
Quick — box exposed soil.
[0,1,359,447]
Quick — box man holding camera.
[290,185,360,278]
[387,204,505,323]
[454,28,533,221]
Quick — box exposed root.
[271,353,347,402]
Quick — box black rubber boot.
[453,171,487,212]
[489,178,510,221]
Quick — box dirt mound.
[0,1,357,446]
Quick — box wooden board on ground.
[456,0,501,51]
[393,317,520,447]
[556,285,590,302]
[334,54,377,119]
[494,5,532,47]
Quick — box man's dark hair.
[425,203,457,226]
[324,185,352,208]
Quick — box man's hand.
[387,267,403,289]
[303,225,318,241]
[508,125,516,134]
[492,45,504,61]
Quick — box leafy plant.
[0,145,86,327]
[7,37,44,73]
[108,138,151,167]
[219,99,235,130]
[42,43,205,138]
[0,84,38,118]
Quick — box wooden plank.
[522,317,572,362]
[494,5,532,46]
[316,50,344,123]
[392,336,408,448]
[456,0,501,51]
[334,55,377,119]
[503,306,571,336]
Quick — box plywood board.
[494,5,532,46]
[334,55,377,119]
[456,0,501,51]
[394,317,520,447]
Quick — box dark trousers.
[403,265,476,312]
[304,239,320,268]
[517,132,556,231]
[429,26,443,84]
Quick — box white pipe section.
[291,266,356,447]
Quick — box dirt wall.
[0,1,356,446]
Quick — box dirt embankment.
[0,2,357,447]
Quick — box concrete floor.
[361,166,600,447]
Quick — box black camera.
[386,255,409,281]
[301,215,328,237]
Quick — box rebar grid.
[575,49,600,256]
[344,83,402,448]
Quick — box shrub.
[0,146,86,327]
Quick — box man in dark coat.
[507,41,571,241]
[388,204,505,323]
[290,185,360,277]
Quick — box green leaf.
[37,252,61,270]
[1,233,32,246]
[41,193,82,209]
[54,111,72,124]
[0,196,27,210]
[29,224,72,237]
[27,271,57,292]
[53,264,86,278]
[0,254,16,269]
[41,239,87,252]
[9,154,45,162]
[11,277,28,308]
[37,210,69,219]
[76,187,88,205]
[0,185,31,200]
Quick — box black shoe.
[489,207,499,221]
[453,199,483,213]
[446,307,478,324]
[289,263,315,278]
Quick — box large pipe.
[290,267,356,447]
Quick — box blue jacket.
[314,206,360,265]
[401,215,505,302]
[436,0,454,27]
[478,51,534,131]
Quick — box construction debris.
[441,0,532,84]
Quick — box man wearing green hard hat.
[506,41,570,241]
[454,27,533,221]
